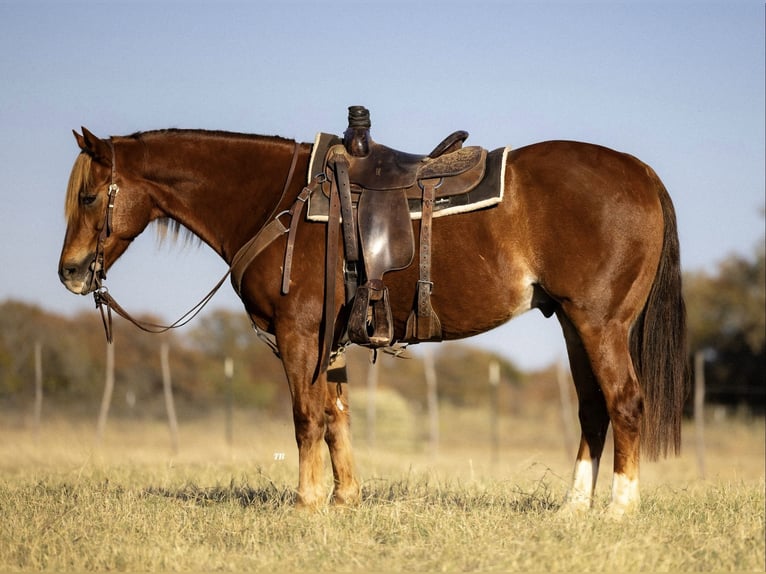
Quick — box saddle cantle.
[309,106,508,362]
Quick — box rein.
[93,140,307,345]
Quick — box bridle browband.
[92,138,309,346]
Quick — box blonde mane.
[64,153,93,224]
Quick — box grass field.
[0,401,763,572]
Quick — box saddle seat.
[324,137,487,199]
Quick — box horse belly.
[386,211,536,341]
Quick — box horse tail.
[631,173,689,460]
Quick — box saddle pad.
[307,132,342,184]
[306,134,510,222]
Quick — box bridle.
[92,138,309,347]
[90,140,119,291]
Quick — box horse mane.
[125,128,295,146]
[64,152,93,224]
[126,129,296,247]
[153,217,200,247]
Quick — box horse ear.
[79,127,112,164]
[73,129,86,150]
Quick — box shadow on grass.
[143,472,297,509]
[360,473,561,513]
[142,467,561,513]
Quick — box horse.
[58,125,687,517]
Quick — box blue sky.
[0,1,763,370]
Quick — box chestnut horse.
[58,127,687,516]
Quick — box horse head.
[58,128,155,294]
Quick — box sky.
[0,1,763,371]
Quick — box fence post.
[33,341,43,433]
[160,342,180,454]
[366,357,379,448]
[694,350,706,480]
[224,357,234,447]
[488,359,500,465]
[95,342,115,446]
[424,348,439,456]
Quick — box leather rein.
[92,140,309,347]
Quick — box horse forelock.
[65,153,93,224]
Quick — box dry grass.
[0,403,763,572]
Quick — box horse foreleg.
[278,335,360,508]
[292,376,329,509]
[558,312,610,513]
[323,374,360,505]
[278,337,330,508]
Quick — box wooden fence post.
[366,357,379,448]
[694,349,706,480]
[424,348,439,456]
[95,342,115,446]
[33,341,43,433]
[488,359,500,465]
[160,342,180,454]
[224,357,234,447]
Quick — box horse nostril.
[59,264,77,281]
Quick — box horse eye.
[81,195,97,206]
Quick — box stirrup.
[347,281,394,348]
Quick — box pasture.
[0,401,763,572]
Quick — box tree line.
[683,240,764,410]
[1,240,763,414]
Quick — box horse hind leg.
[560,310,644,517]
[557,311,611,514]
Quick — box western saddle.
[299,106,488,360]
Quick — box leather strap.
[281,185,312,294]
[418,179,436,324]
[406,178,442,341]
[230,217,289,296]
[229,141,301,296]
[332,154,359,262]
[321,171,342,373]
[94,270,230,342]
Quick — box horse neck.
[118,132,302,262]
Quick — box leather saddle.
[320,106,488,351]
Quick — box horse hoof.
[604,501,639,520]
[557,501,591,519]
[331,488,361,507]
[295,492,326,511]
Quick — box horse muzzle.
[58,254,100,295]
